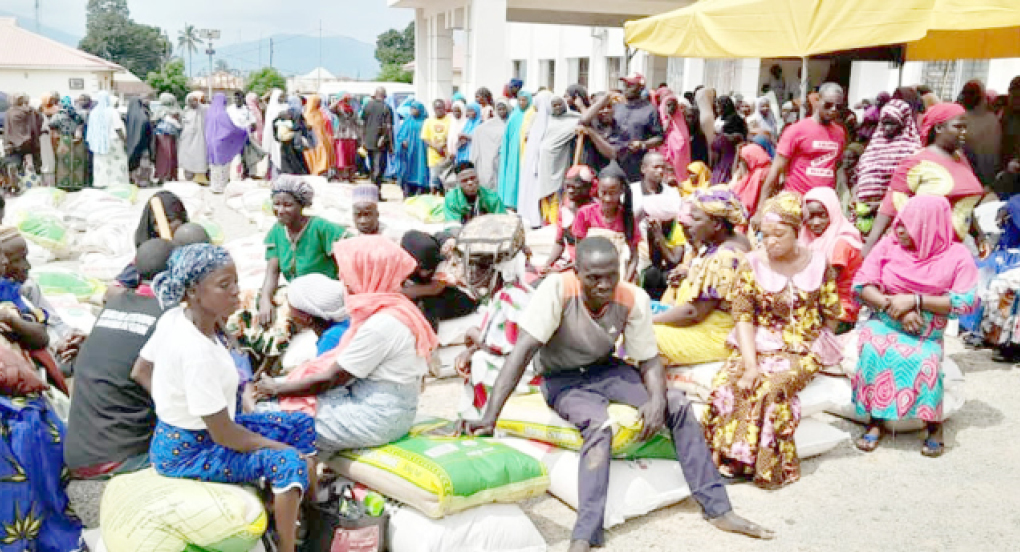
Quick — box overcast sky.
[5,0,412,45]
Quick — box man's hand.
[628,140,644,153]
[455,418,495,438]
[638,396,666,441]
[257,296,275,327]
[56,331,87,364]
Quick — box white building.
[0,17,123,99]
[388,1,1020,107]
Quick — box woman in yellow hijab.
[302,95,334,176]
[681,161,711,197]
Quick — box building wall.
[0,68,113,100]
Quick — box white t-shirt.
[140,306,239,430]
[336,313,426,386]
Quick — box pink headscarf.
[855,99,922,204]
[853,195,977,296]
[246,92,264,144]
[920,103,966,146]
[658,92,691,182]
[800,187,862,256]
[729,143,771,217]
[281,236,438,415]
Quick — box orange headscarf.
[730,143,771,217]
[280,236,438,415]
[302,95,333,175]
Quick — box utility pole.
[259,32,263,67]
[200,29,220,98]
[269,38,274,69]
[318,20,323,92]
[34,0,40,32]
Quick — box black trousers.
[418,286,478,331]
[367,148,388,187]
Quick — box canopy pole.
[898,62,905,87]
[800,56,808,119]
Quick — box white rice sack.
[388,504,546,552]
[80,252,133,283]
[436,312,485,346]
[798,375,845,417]
[665,362,723,402]
[84,203,136,233]
[8,187,66,218]
[79,224,135,258]
[280,329,319,375]
[503,438,691,529]
[26,239,55,266]
[44,293,97,334]
[795,417,850,458]
[61,189,131,232]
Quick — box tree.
[146,58,189,101]
[177,24,200,78]
[378,64,413,84]
[79,0,170,78]
[246,67,287,97]
[375,22,414,67]
[375,22,414,83]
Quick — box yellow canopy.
[905,0,1020,60]
[625,0,1020,60]
[623,0,933,59]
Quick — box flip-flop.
[855,432,881,452]
[921,438,945,458]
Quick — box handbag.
[302,483,388,552]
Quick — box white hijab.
[262,89,285,168]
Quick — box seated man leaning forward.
[458,237,773,551]
[444,161,506,225]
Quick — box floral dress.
[458,281,539,421]
[704,251,841,489]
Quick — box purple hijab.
[205,93,248,165]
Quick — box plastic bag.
[404,196,445,224]
[32,267,105,304]
[17,211,71,254]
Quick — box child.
[800,187,863,333]
[538,164,596,274]
[571,163,639,281]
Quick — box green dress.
[265,216,350,281]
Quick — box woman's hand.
[886,294,916,320]
[253,373,280,401]
[454,349,473,379]
[736,361,759,391]
[667,265,688,287]
[901,310,924,335]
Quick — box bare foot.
[709,511,775,540]
[567,540,591,552]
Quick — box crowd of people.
[1,71,1019,552]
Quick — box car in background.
[0,92,8,132]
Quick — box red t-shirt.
[777,118,846,194]
[572,203,641,247]
[830,239,862,322]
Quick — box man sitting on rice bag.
[64,239,175,480]
[458,237,774,552]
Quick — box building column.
[466,0,508,95]
[429,12,454,104]
[589,27,609,93]
[414,8,429,101]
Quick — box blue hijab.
[999,196,1020,250]
[455,102,483,163]
[385,93,404,180]
[498,92,532,209]
[394,99,429,190]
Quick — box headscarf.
[262,89,285,168]
[288,96,303,116]
[471,99,509,189]
[124,98,152,160]
[681,161,711,197]
[565,164,598,198]
[401,230,442,273]
[730,143,771,216]
[152,244,233,309]
[205,93,248,165]
[658,91,691,182]
[920,103,966,146]
[854,195,977,296]
[135,191,188,247]
[50,96,83,136]
[447,100,468,156]
[718,96,747,137]
[498,91,532,208]
[998,195,1020,250]
[537,98,581,199]
[85,91,115,155]
[760,191,803,228]
[855,99,923,204]
[455,102,483,163]
[152,92,180,122]
[922,92,940,110]
[691,185,747,226]
[393,99,429,189]
[518,91,553,226]
[800,187,862,256]
[246,92,264,143]
[748,96,778,138]
[288,273,348,321]
[565,84,590,111]
[302,95,333,175]
[271,174,314,206]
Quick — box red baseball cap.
[620,72,645,87]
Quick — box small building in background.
[190,71,246,96]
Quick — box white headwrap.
[288,274,348,321]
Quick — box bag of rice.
[327,428,549,519]
[404,195,445,224]
[100,468,267,552]
[494,394,676,460]
[16,211,71,254]
[388,503,546,552]
[32,267,105,304]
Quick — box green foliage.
[246,67,287,97]
[375,22,414,67]
[177,24,200,77]
[79,0,170,78]
[377,63,413,84]
[146,59,189,101]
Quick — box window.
[922,59,990,101]
[539,59,556,90]
[606,57,623,91]
[576,57,590,89]
[704,59,740,95]
[513,60,527,84]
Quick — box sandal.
[855,432,881,452]
[921,438,945,458]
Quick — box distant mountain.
[187,34,379,79]
[0,11,82,47]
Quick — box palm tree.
[177,24,200,77]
